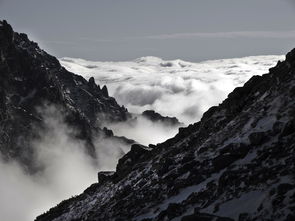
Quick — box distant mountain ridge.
[0,20,131,170]
[36,46,295,220]
[142,110,183,126]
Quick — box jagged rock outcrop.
[142,110,183,126]
[0,20,131,170]
[36,47,295,221]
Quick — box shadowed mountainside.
[0,20,132,171]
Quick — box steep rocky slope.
[36,48,295,221]
[0,20,131,170]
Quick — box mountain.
[0,20,132,171]
[36,48,295,221]
[142,110,183,126]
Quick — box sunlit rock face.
[36,47,295,220]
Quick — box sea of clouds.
[0,55,284,221]
[61,55,284,143]
[60,55,284,125]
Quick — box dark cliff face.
[0,20,130,170]
[142,110,183,126]
[36,48,295,221]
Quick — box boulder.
[277,183,294,195]
[248,132,266,145]
[157,203,183,220]
[181,212,234,221]
[115,144,152,179]
[213,154,238,171]
[98,171,115,184]
[220,143,249,157]
[280,119,295,137]
[103,127,114,137]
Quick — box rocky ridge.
[35,49,295,220]
[0,20,132,170]
[142,110,183,126]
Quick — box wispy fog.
[106,115,180,146]
[0,105,128,221]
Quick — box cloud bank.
[106,115,180,146]
[60,55,284,125]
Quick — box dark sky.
[1,0,295,61]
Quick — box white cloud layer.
[60,55,284,125]
[106,115,180,146]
